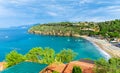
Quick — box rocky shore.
[28,30,80,37]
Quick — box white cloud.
[0,0,120,28]
[42,4,66,11]
[82,5,120,17]
[10,0,31,4]
[47,12,58,16]
[79,0,94,4]
[69,16,117,22]
[0,6,16,17]
[97,0,120,4]
[106,6,119,14]
[0,0,36,6]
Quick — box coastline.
[81,36,111,60]
[29,31,119,59]
[29,30,120,59]
[80,36,120,59]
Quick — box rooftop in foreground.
[40,60,95,73]
[1,62,47,73]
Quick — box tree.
[41,47,55,64]
[26,47,55,64]
[95,58,108,73]
[6,50,26,67]
[6,47,77,67]
[72,66,82,73]
[25,47,43,62]
[56,49,77,63]
[95,58,120,73]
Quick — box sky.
[0,0,120,28]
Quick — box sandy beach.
[81,36,120,59]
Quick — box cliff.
[28,22,96,36]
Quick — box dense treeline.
[5,47,77,67]
[29,19,120,40]
[98,19,120,38]
[43,22,73,26]
[95,58,120,73]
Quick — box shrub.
[6,50,26,67]
[25,47,43,62]
[56,49,77,63]
[72,66,82,73]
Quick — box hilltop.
[28,19,120,41]
[28,22,99,36]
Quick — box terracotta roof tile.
[40,60,95,73]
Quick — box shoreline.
[29,32,120,59]
[81,36,111,60]
[80,36,120,59]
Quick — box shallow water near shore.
[0,27,106,61]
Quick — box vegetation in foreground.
[5,47,77,67]
[5,47,120,73]
[29,19,120,41]
[6,50,26,67]
[95,58,120,73]
[72,66,82,73]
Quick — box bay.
[0,27,105,61]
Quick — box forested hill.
[28,19,120,39]
[98,19,120,38]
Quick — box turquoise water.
[0,27,106,73]
[1,62,47,73]
[0,27,105,61]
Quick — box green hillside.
[29,19,120,39]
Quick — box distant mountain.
[10,25,34,29]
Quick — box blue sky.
[0,0,120,28]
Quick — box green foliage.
[6,50,26,67]
[29,21,98,36]
[29,19,120,39]
[25,47,43,62]
[40,47,55,64]
[98,19,120,38]
[25,47,55,64]
[95,58,108,66]
[72,66,82,73]
[95,58,108,73]
[5,47,77,67]
[52,70,60,73]
[95,58,120,73]
[56,49,77,63]
[25,47,76,64]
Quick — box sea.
[0,26,107,73]
[0,26,106,61]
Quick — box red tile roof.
[63,61,94,73]
[40,60,95,73]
